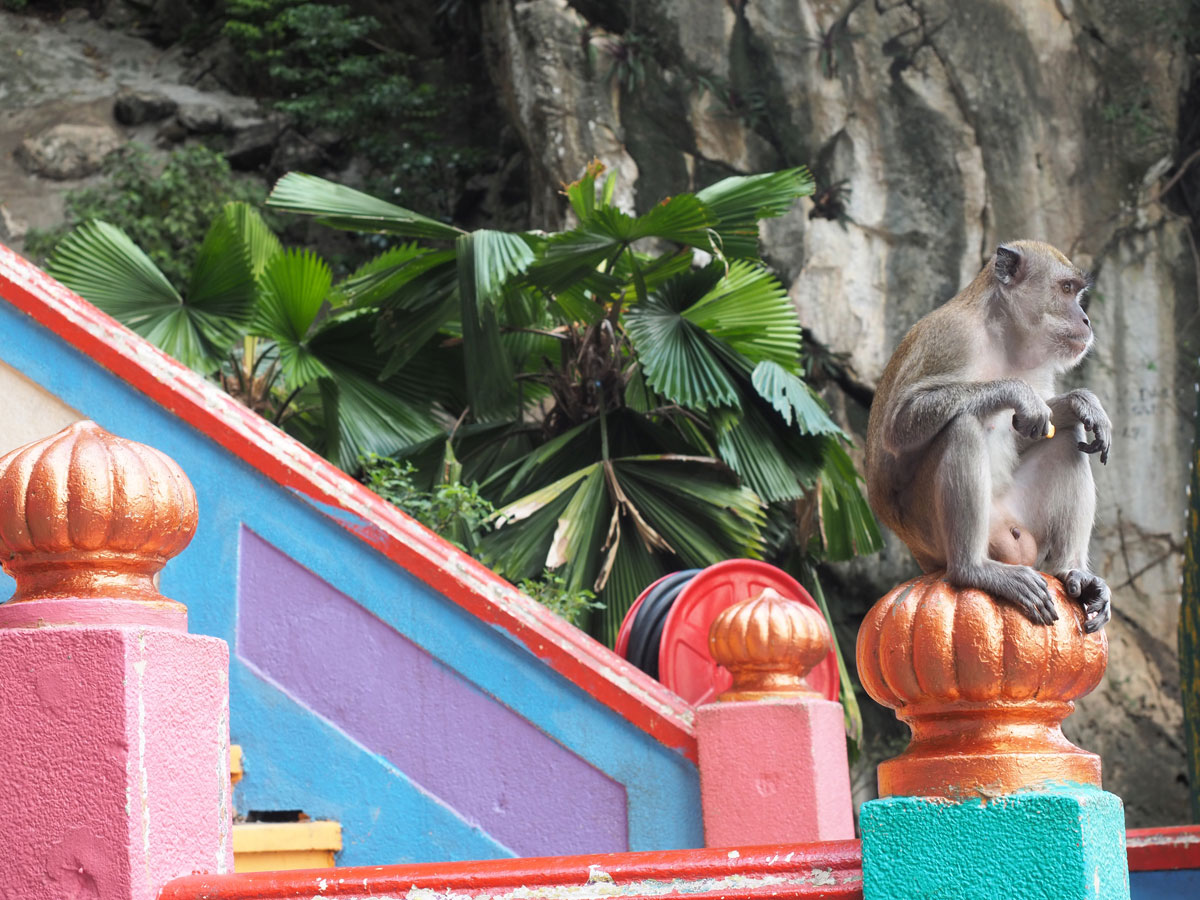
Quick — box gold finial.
[708,587,833,702]
[856,573,1108,799]
[0,421,197,623]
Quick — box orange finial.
[856,573,1108,799]
[709,587,832,702]
[0,421,197,627]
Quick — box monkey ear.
[994,245,1023,285]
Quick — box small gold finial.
[708,587,833,702]
[0,421,197,616]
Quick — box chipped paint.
[1126,830,1200,849]
[159,842,866,900]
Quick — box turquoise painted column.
[856,574,1129,900]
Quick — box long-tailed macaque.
[865,241,1112,632]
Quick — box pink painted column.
[0,421,233,900]
[696,588,854,846]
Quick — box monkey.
[865,241,1112,633]
[988,516,1038,569]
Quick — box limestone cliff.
[481,0,1196,824]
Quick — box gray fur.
[865,241,1112,632]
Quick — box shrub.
[25,144,265,286]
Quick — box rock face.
[15,123,122,180]
[113,89,177,126]
[483,0,1196,825]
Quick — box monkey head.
[992,240,1094,372]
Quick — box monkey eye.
[1060,280,1076,295]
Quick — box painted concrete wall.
[0,251,702,865]
[0,358,81,452]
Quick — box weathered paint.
[1127,825,1200,899]
[696,698,854,847]
[237,528,629,856]
[0,246,702,863]
[0,624,232,900]
[860,784,1130,900]
[158,824,1200,900]
[159,841,865,900]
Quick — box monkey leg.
[1007,416,1111,633]
[930,417,1058,625]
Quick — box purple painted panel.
[235,528,628,856]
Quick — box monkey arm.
[882,378,1051,456]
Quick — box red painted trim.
[158,825,1200,899]
[159,842,864,900]
[1126,825,1200,872]
[0,244,698,759]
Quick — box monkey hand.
[1009,384,1054,440]
[1055,389,1112,465]
[1060,569,1111,633]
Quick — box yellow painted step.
[232,821,342,873]
[227,746,341,872]
[230,744,243,785]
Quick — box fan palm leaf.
[46,217,254,372]
[267,172,464,240]
[696,168,815,259]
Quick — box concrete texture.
[860,785,1130,900]
[0,358,80,454]
[0,624,232,900]
[237,528,628,856]
[696,698,853,847]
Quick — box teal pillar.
[861,784,1129,900]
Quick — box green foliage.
[44,158,883,651]
[516,573,602,629]
[45,202,441,469]
[267,162,883,654]
[361,453,600,625]
[221,0,477,200]
[361,455,495,553]
[25,145,265,287]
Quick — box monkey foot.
[949,561,1057,626]
[1060,569,1111,633]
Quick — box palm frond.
[467,229,537,311]
[624,290,740,409]
[46,220,234,372]
[223,201,283,276]
[751,361,844,436]
[257,249,331,339]
[684,261,801,370]
[335,244,448,308]
[267,172,464,240]
[457,231,517,414]
[696,168,814,258]
[713,405,806,503]
[818,438,883,560]
[187,207,258,332]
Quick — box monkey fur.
[865,240,1112,632]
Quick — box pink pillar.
[696,588,854,846]
[0,421,233,900]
